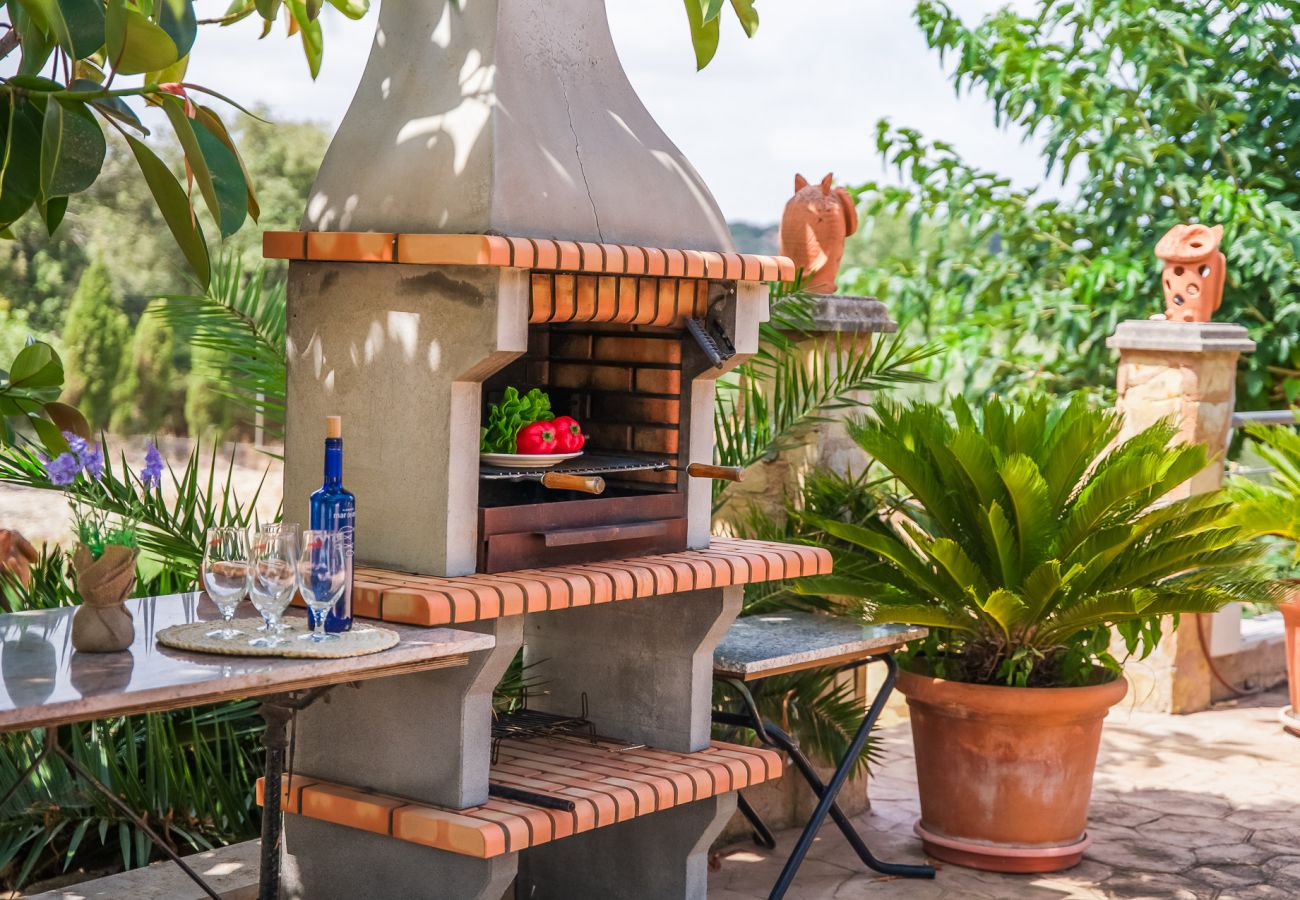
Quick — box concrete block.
[293,618,522,809]
[282,816,517,900]
[517,793,737,900]
[523,587,742,753]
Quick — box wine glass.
[296,530,346,643]
[251,524,299,632]
[203,527,249,639]
[248,530,298,648]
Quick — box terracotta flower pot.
[897,667,1128,873]
[1280,594,1300,735]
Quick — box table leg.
[736,792,777,850]
[714,656,935,899]
[259,700,292,900]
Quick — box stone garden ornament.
[1155,223,1226,322]
[780,173,859,294]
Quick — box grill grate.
[479,452,673,480]
[491,692,598,764]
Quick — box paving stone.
[1251,827,1300,847]
[1193,842,1276,866]
[1226,810,1300,831]
[1223,885,1300,899]
[1121,789,1234,820]
[1089,804,1166,828]
[1185,864,1265,888]
[1100,871,1206,899]
[1084,832,1197,874]
[1140,813,1251,844]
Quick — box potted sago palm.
[795,395,1266,873]
[1226,421,1300,736]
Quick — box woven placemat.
[156,618,399,659]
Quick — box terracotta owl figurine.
[1155,223,1226,323]
[780,173,859,294]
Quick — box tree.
[111,304,179,435]
[62,259,129,431]
[845,1,1300,405]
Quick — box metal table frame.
[713,653,935,899]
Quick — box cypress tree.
[62,260,130,431]
[110,306,178,435]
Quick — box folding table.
[712,612,936,899]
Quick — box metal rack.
[479,452,673,480]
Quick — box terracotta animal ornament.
[1155,224,1226,323]
[780,173,859,294]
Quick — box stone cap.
[778,294,898,335]
[1106,320,1255,354]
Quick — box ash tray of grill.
[480,451,583,469]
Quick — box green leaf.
[154,0,197,57]
[15,0,74,53]
[254,0,281,19]
[729,0,758,37]
[161,96,221,230]
[31,417,69,455]
[59,0,107,57]
[70,78,149,135]
[287,0,323,79]
[40,195,68,234]
[0,94,45,228]
[701,0,726,23]
[193,105,258,222]
[106,0,180,76]
[11,4,56,75]
[192,114,249,238]
[325,0,367,19]
[124,133,210,287]
[39,97,106,199]
[9,342,62,388]
[683,0,720,70]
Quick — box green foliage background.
[843,0,1300,405]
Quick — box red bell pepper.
[516,420,558,454]
[552,416,586,453]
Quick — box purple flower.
[141,442,164,490]
[81,443,104,481]
[62,432,88,458]
[46,452,80,486]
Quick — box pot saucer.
[480,451,582,469]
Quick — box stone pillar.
[1106,320,1255,713]
[720,294,897,526]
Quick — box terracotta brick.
[621,245,647,276]
[599,244,626,273]
[550,363,631,392]
[614,277,641,324]
[654,280,679,327]
[576,242,604,271]
[758,255,779,281]
[721,252,745,280]
[593,276,618,321]
[663,248,686,278]
[506,236,535,268]
[556,241,581,271]
[551,274,578,322]
[381,590,451,626]
[262,231,306,260]
[679,250,703,279]
[740,255,762,281]
[550,332,592,360]
[300,783,406,836]
[776,255,797,282]
[529,274,554,324]
[591,395,679,425]
[308,231,395,263]
[631,426,680,454]
[583,421,632,451]
[634,367,682,395]
[352,583,383,619]
[255,775,316,813]
[592,336,681,365]
[392,805,506,858]
[480,799,556,846]
[462,805,531,852]
[701,251,725,279]
[534,239,560,270]
[643,247,667,277]
[573,275,598,321]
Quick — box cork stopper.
[325,416,342,439]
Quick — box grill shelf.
[479,452,672,480]
[491,692,599,764]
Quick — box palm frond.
[153,256,287,441]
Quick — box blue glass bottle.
[309,416,354,632]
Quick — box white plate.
[481,451,583,469]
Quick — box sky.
[150,0,1047,225]
[1,1,1049,224]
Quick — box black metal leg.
[714,655,935,900]
[736,791,777,849]
[259,700,292,900]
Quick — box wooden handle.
[685,463,745,483]
[540,472,606,494]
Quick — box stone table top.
[0,594,495,732]
[713,612,926,681]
